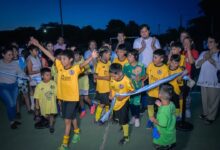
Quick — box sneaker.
[80,110,86,119]
[119,137,129,145]
[72,134,80,144]
[204,119,214,125]
[146,120,153,129]
[10,122,18,129]
[58,144,68,150]
[185,109,191,118]
[134,118,140,127]
[49,127,55,133]
[199,114,206,120]
[129,117,135,125]
[90,104,96,115]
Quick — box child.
[113,44,128,68]
[51,49,62,83]
[94,46,111,122]
[168,55,184,118]
[34,68,57,133]
[123,49,145,127]
[109,63,134,144]
[27,45,42,111]
[146,49,169,128]
[29,37,98,150]
[168,42,185,68]
[150,83,176,150]
[73,50,96,118]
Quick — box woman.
[0,47,25,129]
[196,35,220,125]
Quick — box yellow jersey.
[55,59,82,101]
[169,67,183,95]
[110,75,134,111]
[113,57,128,68]
[95,60,111,93]
[146,63,169,98]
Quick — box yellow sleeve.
[74,64,82,75]
[34,84,40,99]
[146,63,152,76]
[127,78,135,92]
[95,63,99,74]
[110,80,116,98]
[55,59,63,71]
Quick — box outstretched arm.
[80,50,98,69]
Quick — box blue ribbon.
[100,72,184,122]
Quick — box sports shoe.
[49,127,55,133]
[199,114,206,120]
[129,117,135,125]
[58,144,68,150]
[134,118,140,127]
[90,104,96,115]
[80,110,86,119]
[72,134,80,144]
[204,119,214,125]
[119,136,129,145]
[185,109,191,118]
[146,120,153,129]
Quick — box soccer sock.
[62,135,69,146]
[147,105,154,118]
[95,105,103,121]
[74,128,80,134]
[122,124,129,138]
[176,108,180,117]
[30,96,35,110]
[179,98,183,115]
[105,105,109,112]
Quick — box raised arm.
[29,37,55,62]
[80,50,98,69]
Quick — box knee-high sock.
[95,105,103,121]
[122,124,129,137]
[62,135,69,146]
[147,105,154,118]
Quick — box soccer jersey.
[123,62,145,89]
[110,75,134,111]
[95,60,111,93]
[153,102,176,146]
[55,59,82,101]
[146,63,169,98]
[51,64,58,82]
[113,57,128,68]
[169,67,183,95]
[179,55,186,68]
[34,80,57,116]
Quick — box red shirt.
[183,49,199,77]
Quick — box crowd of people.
[0,24,220,150]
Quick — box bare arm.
[27,59,40,75]
[80,50,98,69]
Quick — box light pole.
[59,0,64,37]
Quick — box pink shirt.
[54,43,66,51]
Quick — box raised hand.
[29,37,40,47]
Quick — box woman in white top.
[196,35,220,125]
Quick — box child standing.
[123,49,145,127]
[113,44,128,68]
[73,50,96,118]
[34,68,57,133]
[94,46,111,122]
[109,63,134,144]
[30,37,98,150]
[150,84,176,150]
[146,49,169,128]
[168,42,185,68]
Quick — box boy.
[34,68,57,133]
[29,37,98,150]
[168,55,184,118]
[73,50,96,118]
[113,44,128,68]
[146,49,169,128]
[168,42,185,68]
[109,63,134,144]
[150,83,176,150]
[94,46,111,122]
[123,49,145,127]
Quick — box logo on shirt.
[50,85,55,89]
[157,70,162,75]
[119,84,124,89]
[40,88,44,91]
[69,70,75,75]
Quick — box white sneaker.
[129,117,135,125]
[135,118,140,127]
[185,109,191,118]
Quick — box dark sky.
[0,0,201,33]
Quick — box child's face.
[61,55,73,67]
[140,27,150,39]
[170,60,179,70]
[42,72,51,82]
[127,53,136,64]
[103,51,111,61]
[89,42,96,50]
[2,51,13,62]
[117,33,125,43]
[117,49,126,59]
[74,53,81,62]
[153,55,163,65]
[12,48,18,59]
[110,72,123,81]
[30,49,39,57]
[180,32,188,44]
[183,38,191,50]
[171,47,181,54]
[58,37,64,45]
[46,43,54,52]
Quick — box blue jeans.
[0,82,18,122]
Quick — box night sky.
[0,0,201,33]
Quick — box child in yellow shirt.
[113,44,128,68]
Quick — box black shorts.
[172,93,180,108]
[95,92,110,105]
[61,101,79,119]
[147,96,157,105]
[113,102,129,125]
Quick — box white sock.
[30,96,35,110]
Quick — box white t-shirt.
[133,37,161,68]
